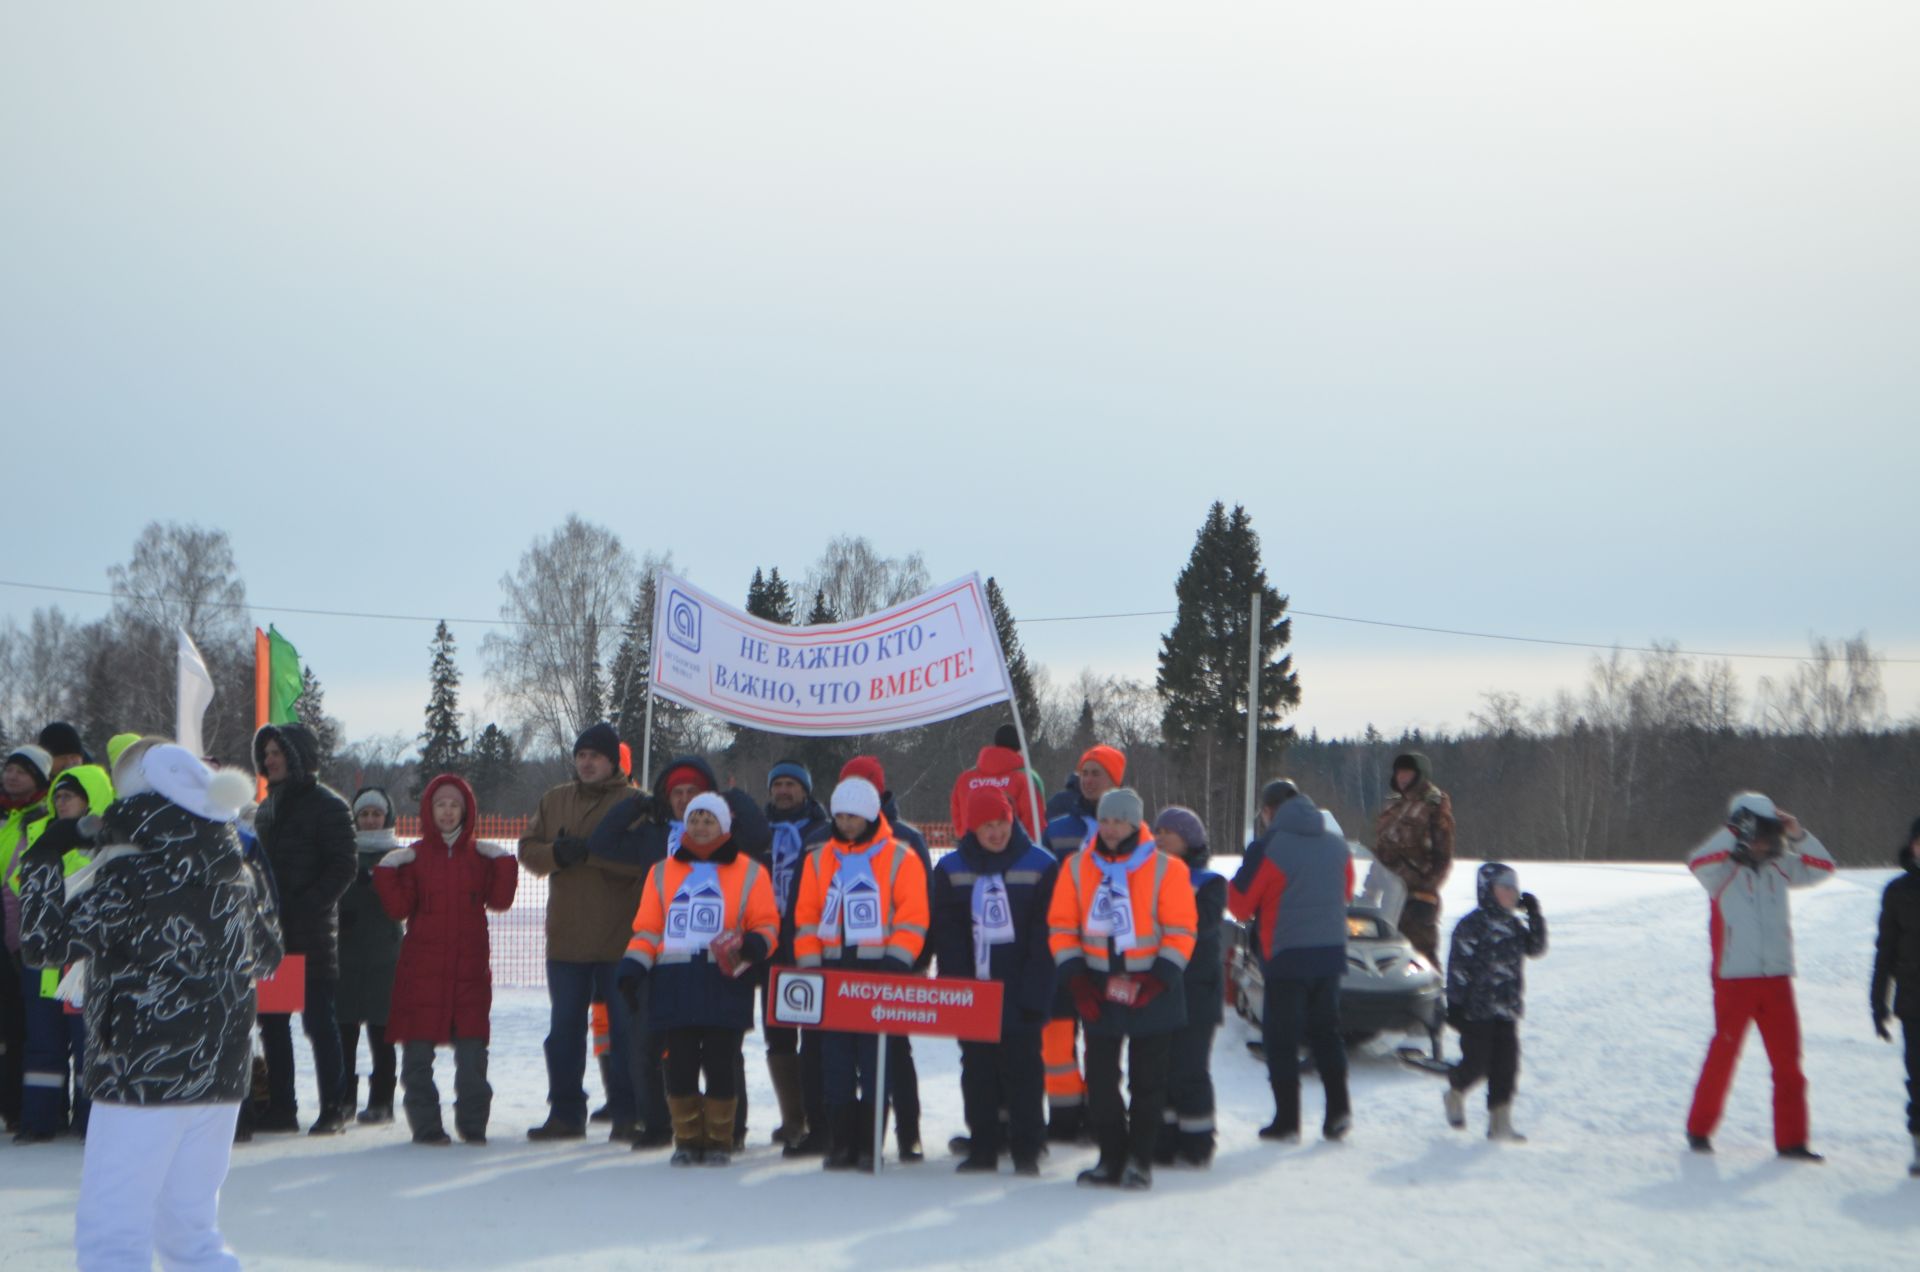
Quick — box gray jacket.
[1688,827,1835,979]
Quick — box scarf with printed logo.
[971,873,1015,980]
[820,838,888,947]
[1085,838,1156,953]
[770,818,807,906]
[663,860,726,952]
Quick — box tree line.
[2,514,1911,865]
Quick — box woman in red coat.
[374,774,518,1145]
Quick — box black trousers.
[664,1026,742,1100]
[1165,1013,1218,1148]
[1451,1019,1520,1107]
[960,1030,1045,1162]
[1084,1032,1173,1168]
[0,964,25,1126]
[1903,1017,1920,1134]
[1262,973,1350,1135]
[340,1021,397,1106]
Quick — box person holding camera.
[1441,863,1548,1141]
[1685,791,1834,1160]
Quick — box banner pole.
[1242,589,1262,849]
[253,628,269,801]
[639,568,661,785]
[978,575,1042,838]
[873,1032,889,1174]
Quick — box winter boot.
[342,1075,360,1123]
[526,1116,587,1141]
[1324,1113,1353,1142]
[823,1105,861,1171]
[1119,1161,1153,1190]
[855,1100,878,1172]
[702,1099,737,1168]
[1077,1125,1129,1188]
[668,1095,706,1166]
[1488,1105,1526,1143]
[1687,1133,1713,1154]
[1258,1077,1300,1142]
[1444,1088,1466,1130]
[357,1102,394,1126]
[1046,1104,1084,1144]
[767,1053,808,1148]
[1908,1134,1920,1178]
[1777,1144,1824,1163]
[257,1107,300,1134]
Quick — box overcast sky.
[4,2,1915,751]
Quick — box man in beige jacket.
[519,723,639,1140]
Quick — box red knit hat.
[662,764,712,795]
[1079,745,1126,786]
[966,787,1014,830]
[839,755,886,794]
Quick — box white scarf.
[820,839,886,948]
[1085,840,1155,953]
[770,819,807,904]
[662,861,725,953]
[971,872,1015,980]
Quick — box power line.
[3,576,1914,664]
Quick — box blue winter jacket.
[930,827,1060,1029]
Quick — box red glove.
[1070,974,1103,1022]
[1131,975,1166,1009]
[710,932,746,978]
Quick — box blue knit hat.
[767,760,813,794]
[1152,805,1207,850]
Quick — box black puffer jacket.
[337,786,404,1025]
[253,723,355,978]
[1872,842,1920,1021]
[1445,862,1548,1024]
[19,792,282,1105]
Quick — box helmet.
[1727,791,1781,842]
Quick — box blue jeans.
[260,972,346,1116]
[1261,971,1350,1135]
[544,960,633,1127]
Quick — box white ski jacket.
[1688,827,1835,980]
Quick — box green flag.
[267,626,303,724]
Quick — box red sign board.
[256,954,306,1014]
[767,968,1002,1043]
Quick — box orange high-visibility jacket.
[1048,831,1198,975]
[792,817,929,969]
[627,853,779,969]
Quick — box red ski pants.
[1686,975,1808,1150]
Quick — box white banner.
[648,571,1013,736]
[176,627,216,757]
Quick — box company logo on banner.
[648,571,1013,737]
[767,968,1004,1042]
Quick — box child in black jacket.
[1444,862,1547,1141]
[1871,819,1920,1176]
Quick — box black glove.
[1520,892,1541,918]
[1729,844,1757,869]
[20,836,65,874]
[1875,1013,1894,1042]
[617,963,647,1014]
[552,836,590,868]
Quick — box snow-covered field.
[2,860,1913,1270]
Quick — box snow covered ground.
[2,860,1914,1270]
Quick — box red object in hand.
[1070,974,1104,1022]
[1104,975,1140,1007]
[1131,975,1165,1009]
[710,932,747,978]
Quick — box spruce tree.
[748,567,797,624]
[985,577,1039,728]
[1156,501,1300,776]
[1070,697,1097,755]
[469,722,517,809]
[294,664,342,776]
[806,590,839,625]
[418,620,467,793]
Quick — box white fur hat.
[142,744,253,823]
[684,791,733,834]
[830,777,881,824]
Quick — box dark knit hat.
[38,721,85,759]
[1260,778,1300,809]
[1152,805,1207,850]
[993,723,1020,750]
[767,760,813,794]
[573,722,622,772]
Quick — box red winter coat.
[949,745,1043,838]
[374,775,518,1043]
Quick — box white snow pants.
[76,1101,242,1271]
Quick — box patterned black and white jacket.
[19,791,283,1105]
[1445,862,1548,1024]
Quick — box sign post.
[769,967,1003,1171]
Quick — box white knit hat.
[684,791,733,834]
[142,744,253,823]
[830,777,881,823]
[4,745,52,788]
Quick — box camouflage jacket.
[1373,780,1455,899]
